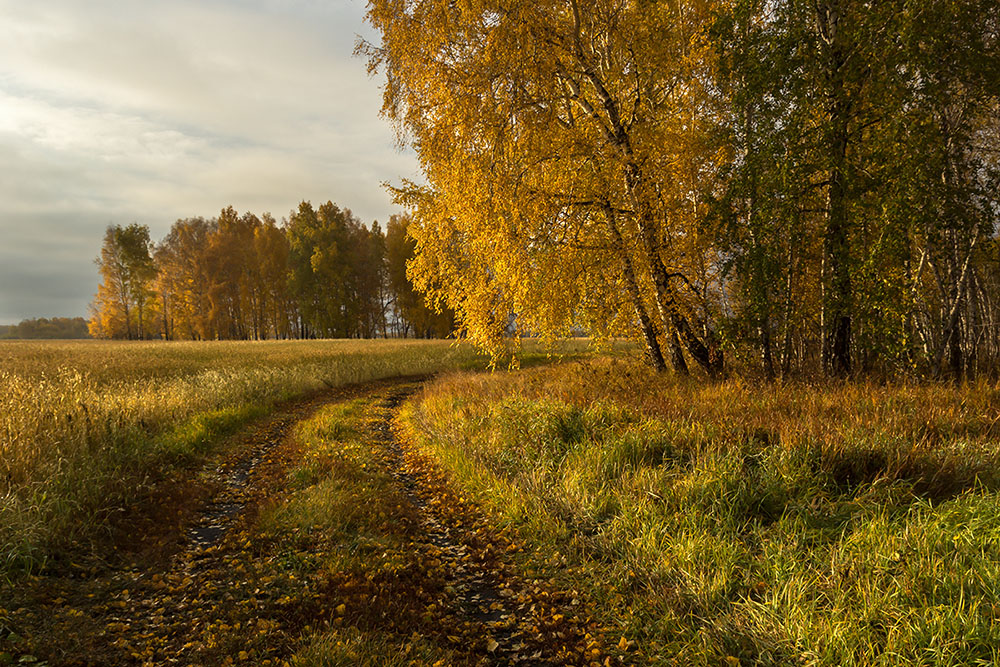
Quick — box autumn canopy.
[364,0,1000,380]
[90,206,453,342]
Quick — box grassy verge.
[0,339,482,575]
[397,358,1000,665]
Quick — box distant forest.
[0,317,90,340]
[89,202,454,340]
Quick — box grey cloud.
[0,0,417,322]
[0,211,106,321]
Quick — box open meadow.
[0,339,482,574]
[399,359,1000,665]
[5,341,1000,665]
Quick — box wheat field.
[0,339,481,574]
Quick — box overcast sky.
[0,0,419,323]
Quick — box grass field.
[11,338,995,664]
[0,339,484,575]
[398,358,1000,665]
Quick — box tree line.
[365,0,1000,380]
[0,317,90,340]
[89,203,454,341]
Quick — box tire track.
[371,389,602,666]
[1,377,610,666]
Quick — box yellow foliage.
[367,0,728,372]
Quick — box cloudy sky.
[0,0,419,323]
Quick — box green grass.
[257,399,412,575]
[255,393,459,666]
[398,358,1000,665]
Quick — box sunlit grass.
[399,358,1000,665]
[0,339,482,575]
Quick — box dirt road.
[0,377,613,666]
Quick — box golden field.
[0,339,480,573]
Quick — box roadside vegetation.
[399,358,1000,665]
[0,339,480,576]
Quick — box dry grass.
[399,358,1000,665]
[0,339,481,575]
